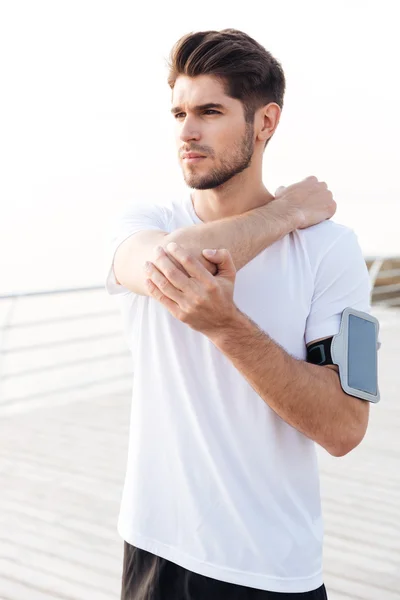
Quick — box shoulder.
[296,220,362,267]
[113,199,175,228]
[293,220,370,292]
[298,219,355,249]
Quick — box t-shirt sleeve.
[305,229,372,345]
[104,202,171,296]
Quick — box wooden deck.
[0,305,399,599]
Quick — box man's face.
[172,75,255,190]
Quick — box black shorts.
[121,541,328,600]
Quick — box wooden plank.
[0,306,399,598]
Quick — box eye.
[174,110,221,119]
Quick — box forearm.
[208,310,369,457]
[163,200,298,275]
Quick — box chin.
[182,172,206,190]
[184,179,201,190]
[185,179,220,191]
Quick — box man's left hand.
[144,242,238,335]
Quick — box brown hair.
[167,28,286,144]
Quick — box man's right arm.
[113,177,336,296]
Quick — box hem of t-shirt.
[305,317,341,345]
[118,528,324,594]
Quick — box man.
[106,29,371,599]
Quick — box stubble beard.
[182,123,255,190]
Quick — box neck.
[190,161,275,223]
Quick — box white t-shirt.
[105,194,371,593]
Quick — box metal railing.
[0,285,132,412]
[366,256,400,307]
[0,256,399,411]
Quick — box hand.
[165,243,218,276]
[274,176,337,229]
[144,243,238,335]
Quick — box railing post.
[369,258,384,292]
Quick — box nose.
[179,116,201,144]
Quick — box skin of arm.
[208,315,370,457]
[114,198,301,296]
[114,177,336,295]
[165,198,298,274]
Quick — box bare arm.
[166,201,293,272]
[114,201,293,295]
[114,177,336,296]
[208,312,369,457]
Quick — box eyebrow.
[170,103,225,115]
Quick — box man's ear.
[256,103,281,143]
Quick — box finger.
[144,262,184,303]
[151,248,192,292]
[166,242,215,284]
[145,278,183,318]
[274,185,286,197]
[201,248,236,279]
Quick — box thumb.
[202,248,236,278]
[274,185,286,197]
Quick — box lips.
[182,153,206,159]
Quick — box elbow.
[328,429,366,458]
[327,400,370,458]
[328,443,353,458]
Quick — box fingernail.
[167,242,178,252]
[203,249,216,256]
[155,246,165,257]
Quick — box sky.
[0,0,399,294]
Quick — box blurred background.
[0,1,399,599]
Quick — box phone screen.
[348,315,378,395]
